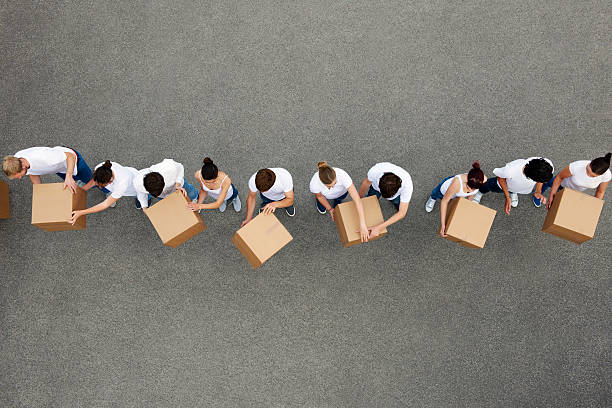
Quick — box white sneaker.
[106,193,117,208]
[425,197,436,213]
[219,201,227,212]
[233,196,242,212]
[510,193,519,207]
[472,191,483,204]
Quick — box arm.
[369,202,409,238]
[533,182,546,205]
[262,190,294,214]
[241,191,258,227]
[595,181,609,200]
[439,179,460,237]
[547,165,571,209]
[347,184,368,242]
[315,193,332,213]
[358,178,371,197]
[497,177,511,215]
[63,152,78,193]
[190,178,231,210]
[29,175,42,184]
[69,195,118,224]
[173,160,185,187]
[82,179,95,191]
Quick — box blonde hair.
[317,161,336,184]
[2,155,22,176]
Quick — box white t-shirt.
[493,157,554,194]
[367,162,413,203]
[15,146,77,176]
[95,162,139,199]
[309,167,353,199]
[134,159,185,208]
[248,167,293,201]
[561,160,612,191]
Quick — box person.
[242,167,294,227]
[69,160,139,224]
[310,161,368,242]
[358,162,412,239]
[542,153,611,209]
[472,157,554,213]
[2,146,106,194]
[133,158,199,209]
[186,157,241,213]
[425,162,486,237]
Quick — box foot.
[285,205,296,217]
[316,202,326,214]
[219,201,227,212]
[106,193,116,207]
[233,196,242,212]
[134,198,143,210]
[472,191,483,204]
[510,193,519,208]
[425,197,436,213]
[532,194,542,208]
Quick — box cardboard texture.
[31,183,87,231]
[144,190,206,248]
[542,188,604,244]
[443,197,497,248]
[232,213,293,269]
[334,195,387,247]
[0,180,9,219]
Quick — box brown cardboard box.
[334,195,387,247]
[542,188,604,244]
[442,197,497,248]
[32,183,87,231]
[0,180,9,219]
[232,213,293,269]
[144,190,206,248]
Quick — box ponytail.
[317,161,336,184]
[201,157,218,180]
[467,161,485,189]
[93,160,113,184]
[590,152,612,175]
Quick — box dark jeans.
[367,186,400,210]
[56,149,110,194]
[477,176,504,194]
[429,175,454,200]
[315,191,348,212]
[540,174,563,194]
[225,184,239,203]
[260,192,294,212]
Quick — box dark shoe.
[285,205,296,217]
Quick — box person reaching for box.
[310,161,368,243]
[425,161,486,237]
[242,167,294,227]
[186,157,241,213]
[358,162,413,239]
[134,158,198,209]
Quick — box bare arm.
[497,177,511,215]
[547,165,571,209]
[196,177,231,210]
[358,178,371,197]
[595,181,609,200]
[347,184,368,242]
[69,195,118,224]
[242,191,258,226]
[29,175,42,184]
[439,179,460,237]
[264,190,295,211]
[315,193,332,212]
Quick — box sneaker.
[316,201,326,214]
[75,180,86,188]
[134,198,143,210]
[532,195,542,208]
[219,201,227,212]
[472,191,483,204]
[510,193,519,208]
[425,197,436,213]
[233,195,242,212]
[106,193,116,207]
[285,205,296,217]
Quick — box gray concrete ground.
[1,1,610,407]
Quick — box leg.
[182,178,199,201]
[366,186,381,199]
[225,184,238,204]
[331,192,348,208]
[478,177,504,194]
[259,192,274,211]
[391,195,401,210]
[315,198,327,212]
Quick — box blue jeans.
[56,149,110,194]
[429,176,454,200]
[225,184,239,203]
[315,191,348,212]
[477,176,504,194]
[144,178,200,205]
[260,192,294,211]
[541,174,563,194]
[367,185,401,210]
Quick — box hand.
[63,176,77,194]
[186,202,201,212]
[547,194,555,210]
[329,207,335,221]
[241,219,250,228]
[534,192,547,205]
[359,223,369,243]
[368,225,382,239]
[504,197,512,215]
[439,225,447,237]
[262,203,276,215]
[69,210,82,225]
[178,187,188,197]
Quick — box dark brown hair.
[317,161,336,185]
[144,172,165,197]
[380,172,402,198]
[93,160,113,184]
[590,153,611,175]
[467,161,485,189]
[255,169,276,192]
[201,157,218,180]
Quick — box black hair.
[590,153,611,175]
[524,158,554,183]
[93,160,113,184]
[379,173,402,198]
[201,157,218,180]
[144,172,165,197]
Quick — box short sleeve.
[336,168,353,188]
[309,173,322,194]
[281,170,293,192]
[367,165,380,183]
[492,165,510,179]
[568,161,580,176]
[248,173,258,193]
[602,170,612,183]
[399,176,413,203]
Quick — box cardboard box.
[334,195,387,247]
[144,190,206,248]
[442,197,497,248]
[0,180,9,219]
[232,213,293,269]
[32,183,87,231]
[542,188,604,244]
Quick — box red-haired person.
[425,162,486,237]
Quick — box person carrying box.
[242,167,295,227]
[133,158,199,209]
